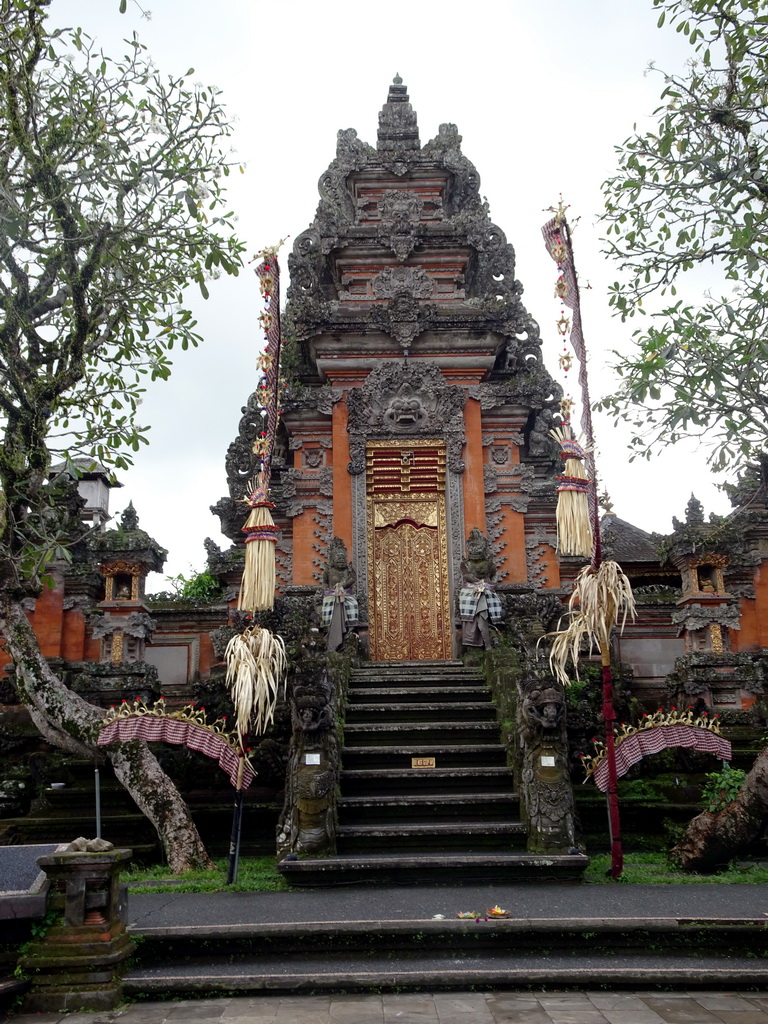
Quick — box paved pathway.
[128,883,768,931]
[8,991,768,1024]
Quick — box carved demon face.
[383,386,427,429]
[523,687,566,732]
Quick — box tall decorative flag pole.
[223,244,288,883]
[542,203,635,879]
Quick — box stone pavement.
[7,991,768,1024]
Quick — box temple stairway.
[278,661,588,885]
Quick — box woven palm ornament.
[237,253,283,614]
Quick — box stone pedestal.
[18,848,133,1011]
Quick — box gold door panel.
[366,441,450,661]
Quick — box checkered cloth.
[321,587,359,627]
[459,582,503,622]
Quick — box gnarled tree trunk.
[2,597,214,873]
[671,749,768,872]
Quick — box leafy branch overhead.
[599,0,768,474]
[0,0,244,590]
[0,0,244,873]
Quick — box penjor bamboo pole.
[561,214,624,880]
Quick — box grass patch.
[585,851,768,884]
[124,856,290,893]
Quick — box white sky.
[50,0,734,589]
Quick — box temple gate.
[214,75,568,659]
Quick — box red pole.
[601,646,623,878]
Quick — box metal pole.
[95,764,102,839]
[226,757,246,885]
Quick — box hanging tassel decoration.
[225,625,287,744]
[237,482,279,613]
[551,423,593,558]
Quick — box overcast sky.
[50,0,734,590]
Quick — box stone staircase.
[278,660,587,884]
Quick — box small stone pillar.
[18,848,133,1011]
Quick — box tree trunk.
[2,597,214,873]
[671,748,768,872]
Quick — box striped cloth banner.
[592,725,731,793]
[98,718,255,790]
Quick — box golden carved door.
[367,441,451,661]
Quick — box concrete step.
[337,791,519,825]
[340,767,515,796]
[342,744,508,770]
[345,702,497,724]
[276,851,588,885]
[123,949,768,994]
[343,721,500,745]
[337,820,526,853]
[347,686,492,703]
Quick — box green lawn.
[122,852,768,893]
[584,851,768,884]
[124,856,290,893]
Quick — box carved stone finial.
[377,77,420,158]
[120,502,139,531]
[685,494,705,525]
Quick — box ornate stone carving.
[671,603,741,634]
[346,360,466,475]
[209,625,238,661]
[368,295,437,354]
[377,190,424,261]
[371,265,433,299]
[526,525,555,589]
[376,75,420,175]
[90,611,156,641]
[422,122,481,212]
[517,675,579,854]
[318,467,334,498]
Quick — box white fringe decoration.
[225,626,286,742]
[550,424,593,558]
[237,481,278,613]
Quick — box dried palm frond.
[546,561,636,686]
[570,560,636,643]
[550,424,593,558]
[225,625,287,742]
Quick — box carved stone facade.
[213,77,565,661]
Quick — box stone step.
[337,791,519,825]
[340,767,514,796]
[342,721,500,746]
[350,671,484,687]
[342,744,508,770]
[125,907,767,992]
[345,702,497,724]
[337,820,526,853]
[276,851,587,885]
[347,686,492,703]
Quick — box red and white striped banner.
[98,717,255,790]
[592,725,731,793]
